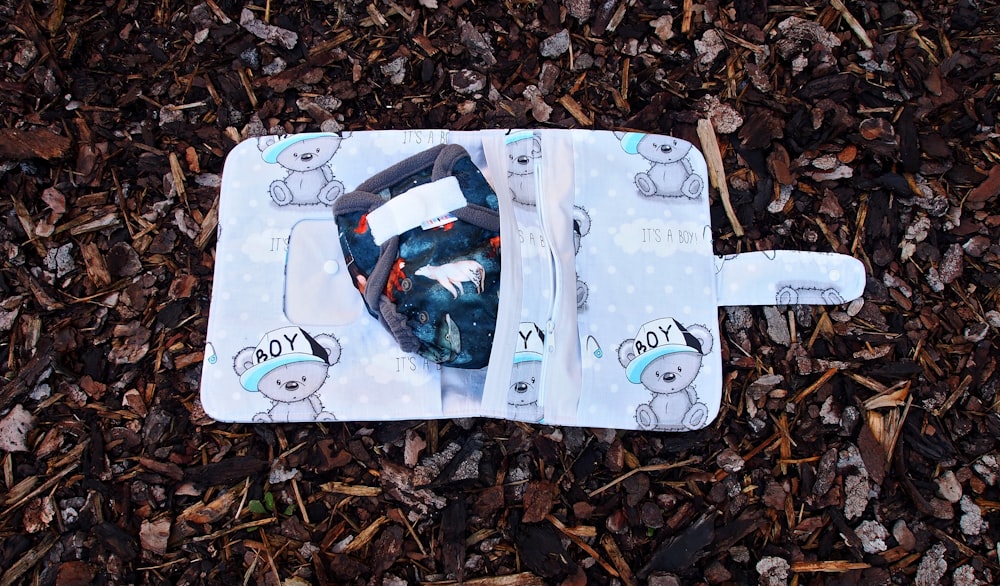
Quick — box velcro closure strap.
[366,176,467,245]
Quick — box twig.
[928,526,1000,571]
[9,195,47,257]
[792,367,838,403]
[238,68,258,109]
[558,95,593,126]
[420,573,545,586]
[242,550,259,586]
[2,440,89,514]
[681,0,694,34]
[714,431,780,482]
[291,479,310,525]
[620,57,630,101]
[257,529,281,583]
[234,477,251,520]
[885,396,912,465]
[934,374,972,417]
[829,0,873,49]
[588,458,700,497]
[392,508,428,555]
[204,0,232,23]
[190,517,276,542]
[138,557,203,571]
[606,0,635,34]
[791,560,871,573]
[546,515,620,578]
[696,119,744,237]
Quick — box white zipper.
[533,143,560,421]
[477,132,524,418]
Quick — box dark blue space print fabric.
[332,144,502,369]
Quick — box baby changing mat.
[200,129,865,430]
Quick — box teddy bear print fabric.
[202,131,469,423]
[233,327,341,423]
[569,131,721,430]
[258,133,347,206]
[201,129,862,426]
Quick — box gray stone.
[893,519,916,550]
[540,29,571,58]
[451,70,487,95]
[459,20,497,65]
[717,448,745,473]
[756,556,790,586]
[763,306,791,346]
[935,470,963,503]
[959,496,985,535]
[571,53,595,71]
[648,574,682,586]
[915,543,947,586]
[563,0,592,21]
[381,56,407,85]
[953,565,986,586]
[856,519,889,553]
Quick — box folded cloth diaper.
[332,144,502,369]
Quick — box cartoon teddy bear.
[508,322,544,421]
[618,317,712,431]
[505,131,541,206]
[233,326,341,423]
[258,133,348,206]
[776,284,845,305]
[617,132,704,199]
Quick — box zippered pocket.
[533,131,584,424]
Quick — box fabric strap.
[714,250,866,306]
[366,176,467,245]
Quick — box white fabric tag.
[366,176,467,245]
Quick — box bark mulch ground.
[1,0,1000,584]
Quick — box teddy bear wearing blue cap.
[233,327,341,422]
[617,132,703,199]
[258,133,348,206]
[508,322,545,421]
[618,317,711,431]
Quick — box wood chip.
[967,165,1000,204]
[558,95,594,126]
[80,242,112,287]
[342,515,389,554]
[696,118,744,237]
[0,532,58,586]
[601,533,637,586]
[791,560,871,573]
[0,128,71,160]
[319,481,381,497]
